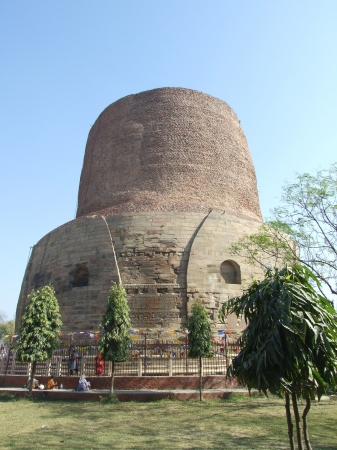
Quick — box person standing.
[95,353,104,376]
[70,348,79,375]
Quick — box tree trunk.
[199,356,203,401]
[292,392,304,450]
[302,395,312,450]
[28,361,37,398]
[109,360,115,398]
[285,392,295,450]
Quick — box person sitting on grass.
[76,375,90,391]
[45,376,58,390]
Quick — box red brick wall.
[0,375,239,390]
[77,88,262,222]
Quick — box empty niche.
[157,288,168,294]
[220,260,241,284]
[70,264,89,287]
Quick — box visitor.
[76,375,90,391]
[95,353,104,376]
[70,348,79,375]
[26,376,39,389]
[45,376,58,390]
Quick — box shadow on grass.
[0,392,84,404]
[0,393,21,402]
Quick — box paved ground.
[0,386,253,401]
[1,387,334,402]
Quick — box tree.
[188,302,214,401]
[231,163,337,302]
[0,311,6,323]
[0,320,14,346]
[99,283,131,398]
[219,265,337,450]
[0,311,14,346]
[15,285,62,396]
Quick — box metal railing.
[0,339,239,377]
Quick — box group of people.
[27,376,58,390]
[27,375,90,391]
[69,350,104,376]
[25,351,104,393]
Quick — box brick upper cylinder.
[76,87,262,222]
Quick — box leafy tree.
[0,311,14,346]
[99,283,131,398]
[0,320,15,346]
[0,311,6,323]
[220,265,337,450]
[188,302,214,401]
[231,163,337,302]
[15,285,62,396]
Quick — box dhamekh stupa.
[16,87,266,334]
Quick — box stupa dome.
[17,87,266,335]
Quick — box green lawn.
[0,394,336,449]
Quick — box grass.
[0,394,336,449]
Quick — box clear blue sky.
[1,1,336,319]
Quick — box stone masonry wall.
[16,216,120,333]
[16,211,266,334]
[186,211,266,331]
[105,212,207,328]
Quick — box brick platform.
[0,387,250,402]
[0,375,239,390]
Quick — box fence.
[0,338,239,378]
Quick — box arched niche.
[70,264,89,287]
[220,260,241,284]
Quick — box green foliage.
[100,394,120,404]
[16,285,62,363]
[219,265,337,399]
[99,283,131,362]
[231,163,337,300]
[0,311,6,323]
[230,222,297,270]
[188,302,213,358]
[0,317,14,345]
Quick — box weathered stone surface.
[16,216,119,333]
[16,211,268,333]
[77,88,262,222]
